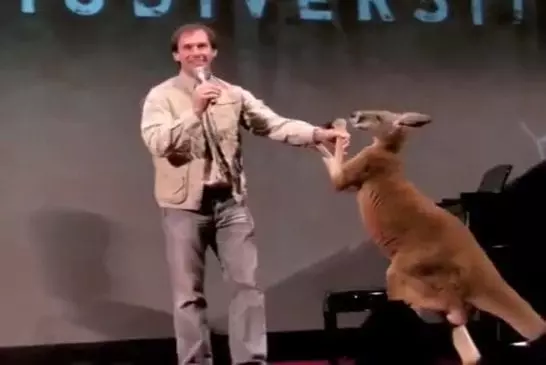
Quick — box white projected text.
[20,0,525,26]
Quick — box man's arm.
[237,87,317,146]
[140,88,201,157]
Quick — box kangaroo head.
[347,110,432,154]
[349,110,431,135]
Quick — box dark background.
[1,0,545,348]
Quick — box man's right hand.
[193,82,221,117]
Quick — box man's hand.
[313,127,350,151]
[192,82,221,117]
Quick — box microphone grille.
[194,66,210,83]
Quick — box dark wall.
[1,0,545,347]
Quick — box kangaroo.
[316,110,546,364]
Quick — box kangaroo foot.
[451,325,481,365]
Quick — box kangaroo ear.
[395,112,432,128]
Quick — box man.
[140,23,349,365]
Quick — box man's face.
[173,29,217,74]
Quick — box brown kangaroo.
[316,110,546,364]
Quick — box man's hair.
[170,23,218,53]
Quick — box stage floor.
[0,326,534,365]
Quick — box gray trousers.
[161,187,266,365]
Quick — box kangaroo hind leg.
[469,279,546,341]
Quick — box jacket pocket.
[154,157,189,204]
[210,96,241,122]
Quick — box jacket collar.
[174,70,199,95]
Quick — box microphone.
[194,66,216,106]
[194,66,211,84]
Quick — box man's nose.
[189,48,201,56]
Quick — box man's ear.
[172,51,180,63]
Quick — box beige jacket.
[140,73,318,210]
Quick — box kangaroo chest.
[357,187,401,257]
